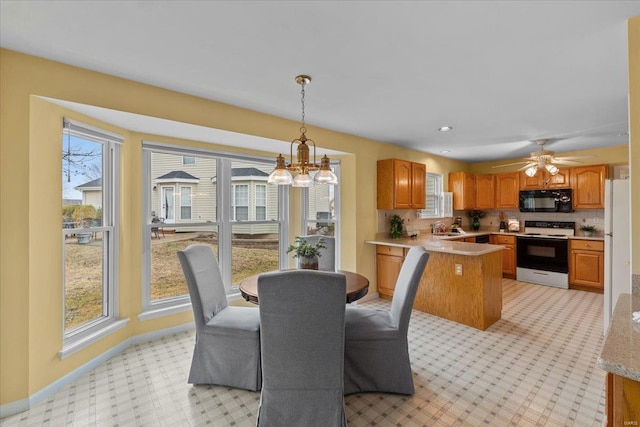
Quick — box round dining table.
[239,269,369,304]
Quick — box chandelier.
[267,75,338,187]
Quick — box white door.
[162,186,175,223]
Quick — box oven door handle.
[532,271,549,276]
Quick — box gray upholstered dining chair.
[256,270,347,427]
[302,235,335,271]
[177,244,261,391]
[343,246,429,395]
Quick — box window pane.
[150,225,218,301]
[64,235,106,330]
[62,131,106,332]
[231,223,279,286]
[180,187,192,219]
[306,184,335,236]
[182,156,196,165]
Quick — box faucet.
[431,221,446,234]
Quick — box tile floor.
[1,279,606,426]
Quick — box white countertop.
[598,294,640,382]
[366,233,504,256]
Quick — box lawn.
[65,234,279,330]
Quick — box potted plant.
[286,236,327,270]
[389,215,404,239]
[467,210,486,231]
[579,224,597,237]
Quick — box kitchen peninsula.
[367,233,504,330]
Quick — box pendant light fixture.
[267,75,338,187]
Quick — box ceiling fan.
[492,139,594,177]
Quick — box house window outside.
[256,184,266,221]
[180,186,192,219]
[61,119,121,344]
[232,185,249,221]
[182,156,196,165]
[419,172,444,218]
[142,144,285,312]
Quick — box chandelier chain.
[300,80,306,134]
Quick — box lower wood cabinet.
[376,245,406,299]
[606,372,640,426]
[569,239,604,293]
[490,234,516,278]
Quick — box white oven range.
[516,221,575,289]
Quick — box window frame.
[60,119,127,358]
[182,155,196,165]
[232,184,249,221]
[419,172,445,219]
[141,141,289,317]
[300,163,341,269]
[255,184,267,221]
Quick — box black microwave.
[519,189,573,213]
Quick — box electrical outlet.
[455,264,462,275]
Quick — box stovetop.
[522,220,575,238]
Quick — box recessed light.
[438,126,453,132]
[440,150,451,154]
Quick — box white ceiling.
[1,1,638,163]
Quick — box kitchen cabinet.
[571,164,607,209]
[490,234,516,278]
[448,171,476,210]
[377,159,426,209]
[606,372,640,427]
[376,245,406,299]
[475,174,495,209]
[495,172,520,209]
[519,168,571,190]
[569,239,604,292]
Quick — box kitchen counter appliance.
[519,189,573,213]
[516,220,575,289]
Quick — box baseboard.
[0,322,195,419]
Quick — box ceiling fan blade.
[491,161,531,168]
[517,162,537,171]
[552,159,587,165]
[553,155,596,160]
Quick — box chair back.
[302,235,336,271]
[257,270,346,426]
[389,246,429,332]
[177,244,228,331]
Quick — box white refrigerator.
[603,179,631,333]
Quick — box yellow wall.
[0,48,467,406]
[629,16,640,276]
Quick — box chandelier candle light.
[267,75,338,187]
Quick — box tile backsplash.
[377,209,605,236]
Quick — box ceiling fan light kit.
[494,139,593,176]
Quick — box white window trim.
[61,119,121,353]
[418,172,448,219]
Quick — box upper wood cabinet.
[571,164,607,209]
[449,172,476,210]
[495,172,519,209]
[475,174,495,209]
[520,168,571,190]
[377,159,426,209]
